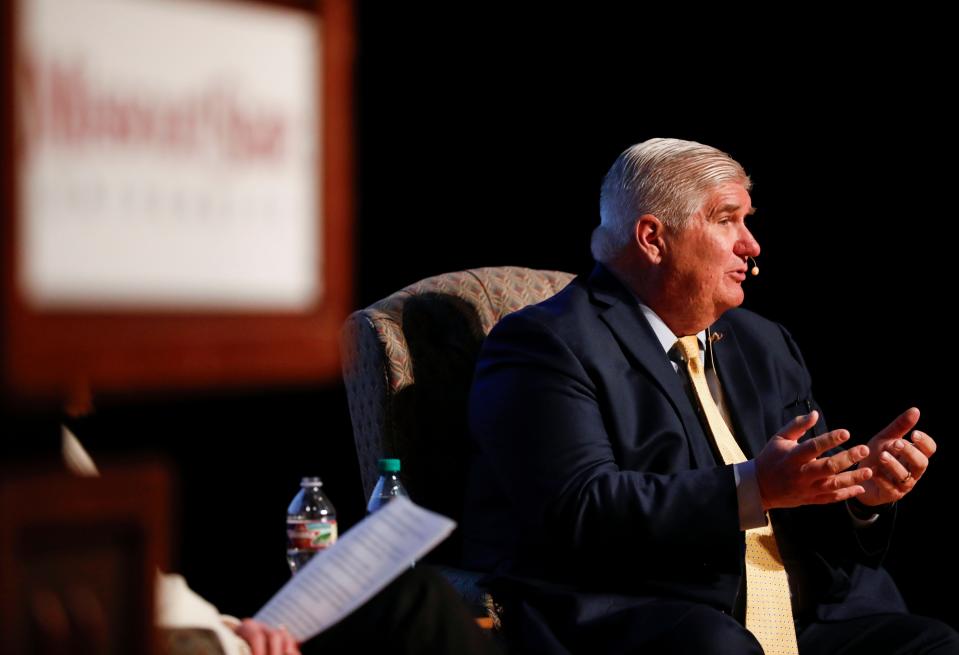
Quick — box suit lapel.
[710,316,766,458]
[588,266,716,469]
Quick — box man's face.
[660,181,759,326]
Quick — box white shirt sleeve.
[734,459,768,530]
[156,572,252,655]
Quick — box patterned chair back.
[340,266,573,565]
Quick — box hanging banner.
[18,0,321,310]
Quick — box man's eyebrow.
[711,203,757,216]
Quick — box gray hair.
[591,138,751,263]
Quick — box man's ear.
[634,214,666,264]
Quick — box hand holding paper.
[255,497,456,642]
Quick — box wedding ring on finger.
[899,471,913,485]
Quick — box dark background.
[4,3,957,630]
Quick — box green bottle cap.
[378,458,401,473]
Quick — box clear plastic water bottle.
[286,476,337,575]
[366,458,409,514]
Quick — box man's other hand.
[858,407,936,506]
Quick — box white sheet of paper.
[254,497,456,642]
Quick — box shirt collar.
[635,299,707,357]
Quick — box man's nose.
[738,226,760,257]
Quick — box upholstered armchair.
[340,266,573,613]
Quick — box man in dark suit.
[462,138,958,653]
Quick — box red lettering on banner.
[19,54,292,165]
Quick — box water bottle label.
[287,520,337,550]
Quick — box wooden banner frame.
[2,0,354,406]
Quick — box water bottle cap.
[300,476,323,487]
[377,458,400,472]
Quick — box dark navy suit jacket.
[462,265,905,653]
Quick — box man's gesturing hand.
[858,407,936,506]
[756,411,872,511]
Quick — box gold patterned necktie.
[675,336,799,655]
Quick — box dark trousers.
[303,566,503,655]
[503,597,959,655]
[603,604,959,655]
[798,613,959,655]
